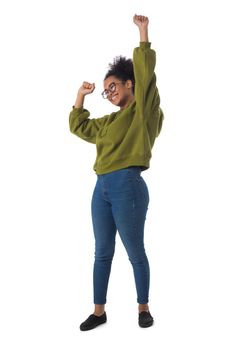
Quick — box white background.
[0,0,233,349]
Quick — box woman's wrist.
[74,92,85,108]
[139,28,149,42]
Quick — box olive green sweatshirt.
[69,42,164,175]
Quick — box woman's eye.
[109,84,115,91]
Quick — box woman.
[69,14,164,330]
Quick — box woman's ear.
[125,80,133,89]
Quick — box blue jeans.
[91,166,150,304]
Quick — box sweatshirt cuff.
[72,105,83,111]
[139,42,151,49]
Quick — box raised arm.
[132,14,157,110]
[69,82,109,144]
[132,15,164,136]
[74,81,95,108]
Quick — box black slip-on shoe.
[138,311,154,328]
[80,312,107,331]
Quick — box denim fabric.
[91,166,150,304]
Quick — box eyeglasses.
[101,82,122,99]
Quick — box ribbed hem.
[139,42,151,49]
[71,106,84,112]
[93,156,150,175]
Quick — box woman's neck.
[120,96,135,110]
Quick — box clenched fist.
[133,14,149,29]
[78,81,95,96]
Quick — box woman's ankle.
[94,304,105,316]
[138,303,149,313]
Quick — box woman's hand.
[133,14,149,29]
[78,81,95,96]
[73,82,95,108]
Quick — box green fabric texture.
[69,42,164,175]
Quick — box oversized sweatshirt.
[69,42,164,175]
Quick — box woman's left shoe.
[138,311,154,328]
[80,312,107,331]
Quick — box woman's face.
[103,76,134,109]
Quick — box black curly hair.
[104,56,135,94]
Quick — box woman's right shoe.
[80,312,107,331]
[138,311,154,328]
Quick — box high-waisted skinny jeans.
[91,166,150,305]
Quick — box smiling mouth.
[111,94,118,102]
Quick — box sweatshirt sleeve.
[69,107,109,144]
[133,42,164,136]
[133,42,161,114]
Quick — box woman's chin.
[111,100,120,106]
